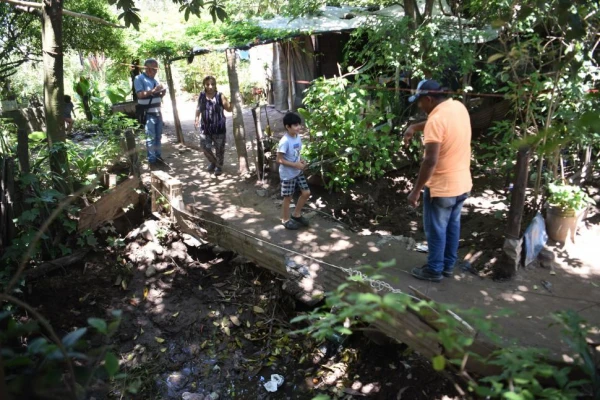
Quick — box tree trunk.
[225,48,249,174]
[251,106,265,180]
[164,62,183,143]
[42,0,72,194]
[495,146,530,279]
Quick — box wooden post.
[163,61,184,143]
[17,129,30,175]
[1,157,16,252]
[251,106,265,180]
[225,48,250,174]
[495,146,530,279]
[122,128,139,177]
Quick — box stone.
[126,227,140,241]
[208,392,219,400]
[230,255,249,266]
[538,247,555,262]
[182,233,204,247]
[140,220,159,242]
[167,372,187,392]
[256,189,268,197]
[212,246,227,256]
[182,393,204,400]
[145,265,157,277]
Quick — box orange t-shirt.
[423,99,473,197]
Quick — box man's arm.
[403,120,427,145]
[407,142,440,206]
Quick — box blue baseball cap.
[408,79,444,103]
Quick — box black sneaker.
[442,268,454,278]
[214,167,223,176]
[283,219,300,230]
[291,214,309,227]
[206,163,216,172]
[411,265,442,282]
[156,156,166,164]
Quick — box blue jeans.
[145,113,162,163]
[423,187,468,274]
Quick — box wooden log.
[251,106,265,179]
[25,249,89,279]
[78,177,141,232]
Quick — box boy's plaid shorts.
[281,173,309,197]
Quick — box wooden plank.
[78,177,141,232]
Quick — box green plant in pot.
[545,182,595,243]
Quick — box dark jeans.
[423,187,469,274]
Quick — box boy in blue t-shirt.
[276,112,311,230]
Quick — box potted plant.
[545,182,595,243]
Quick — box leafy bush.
[547,182,595,211]
[0,307,134,398]
[293,274,600,400]
[299,73,401,191]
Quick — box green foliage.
[0,118,17,156]
[547,182,595,212]
[299,73,401,191]
[292,274,599,399]
[0,308,126,398]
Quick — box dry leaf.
[155,337,165,343]
[246,321,251,328]
[550,271,556,275]
[114,275,122,286]
[222,326,230,336]
[143,287,149,299]
[230,315,241,326]
[172,311,180,318]
[121,279,128,290]
[160,347,167,353]
[253,306,265,314]
[163,269,176,275]
[198,285,203,290]
[213,282,227,288]
[215,288,226,297]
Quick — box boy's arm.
[276,152,305,170]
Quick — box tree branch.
[0,0,126,28]
[62,9,126,29]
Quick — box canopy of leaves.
[0,4,41,81]
[63,0,127,55]
[0,0,126,83]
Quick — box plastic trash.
[524,213,548,267]
[415,243,429,253]
[263,374,284,392]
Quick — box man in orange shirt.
[404,80,472,282]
